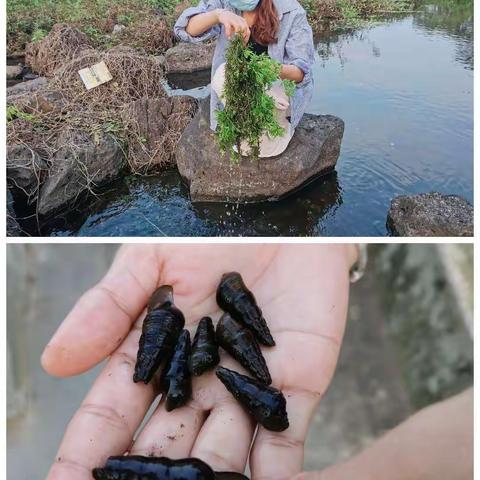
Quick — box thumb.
[41,245,162,377]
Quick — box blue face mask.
[228,0,260,11]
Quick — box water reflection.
[192,171,342,236]
[42,170,342,236]
[415,2,473,69]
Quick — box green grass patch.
[7,105,38,123]
[6,0,186,51]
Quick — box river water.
[44,1,473,236]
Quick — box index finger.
[242,26,251,44]
[41,245,162,377]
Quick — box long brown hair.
[251,0,279,45]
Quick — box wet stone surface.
[387,192,473,237]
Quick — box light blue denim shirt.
[174,0,315,131]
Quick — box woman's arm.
[186,8,250,41]
[295,389,473,480]
[283,10,315,86]
[185,8,222,37]
[280,64,305,83]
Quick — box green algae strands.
[92,456,250,479]
[216,367,289,432]
[216,313,271,385]
[190,317,220,376]
[133,286,185,384]
[161,329,192,411]
[215,34,285,161]
[216,272,275,347]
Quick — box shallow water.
[43,2,473,237]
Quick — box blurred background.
[7,243,473,479]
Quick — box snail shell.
[216,272,275,347]
[93,456,215,480]
[161,329,192,411]
[133,286,185,384]
[190,317,220,376]
[216,367,289,432]
[216,313,271,385]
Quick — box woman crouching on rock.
[174,0,314,158]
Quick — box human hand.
[216,9,250,42]
[42,244,355,480]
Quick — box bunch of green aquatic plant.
[216,34,295,162]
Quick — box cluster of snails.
[93,272,287,480]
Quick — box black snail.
[161,329,192,411]
[216,272,275,347]
[133,286,185,384]
[190,317,220,376]
[92,456,249,480]
[216,367,289,432]
[216,313,271,385]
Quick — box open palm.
[42,244,353,480]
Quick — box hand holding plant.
[215,34,296,162]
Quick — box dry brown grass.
[8,27,196,191]
[114,16,174,54]
[25,23,94,77]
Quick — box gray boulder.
[165,42,215,74]
[7,64,23,80]
[7,189,23,237]
[387,192,473,237]
[123,95,198,172]
[7,144,48,204]
[8,88,68,114]
[7,77,48,97]
[176,99,344,202]
[113,24,127,34]
[38,129,127,216]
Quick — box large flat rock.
[387,192,473,237]
[176,99,344,202]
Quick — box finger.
[131,398,207,458]
[243,28,251,45]
[225,23,232,39]
[250,390,319,480]
[191,399,255,472]
[47,316,156,479]
[42,245,162,377]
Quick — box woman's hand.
[216,9,250,42]
[186,9,250,42]
[42,244,355,480]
